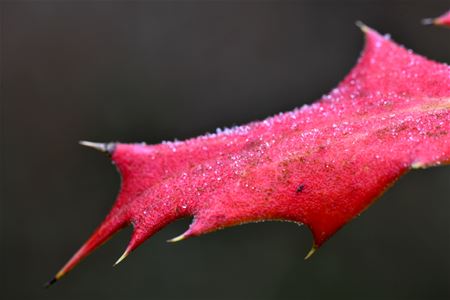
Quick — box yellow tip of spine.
[113,249,130,267]
[167,233,186,243]
[304,243,318,260]
[355,20,369,33]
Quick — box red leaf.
[48,25,450,286]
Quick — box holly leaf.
[47,24,450,286]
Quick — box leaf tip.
[423,10,450,27]
[44,270,65,288]
[113,249,131,267]
[79,140,116,155]
[304,243,318,260]
[355,20,370,33]
[44,277,57,288]
[411,162,426,169]
[167,233,187,243]
[421,18,435,26]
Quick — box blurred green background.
[1,1,449,299]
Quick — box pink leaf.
[47,24,450,286]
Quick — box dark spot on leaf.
[296,184,305,193]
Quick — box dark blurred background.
[1,1,449,299]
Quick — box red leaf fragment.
[423,9,450,27]
[48,25,450,285]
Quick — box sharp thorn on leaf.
[304,243,318,260]
[167,233,186,243]
[79,141,116,155]
[421,18,435,26]
[113,249,130,267]
[411,162,426,169]
[44,277,57,288]
[355,20,369,32]
[44,270,65,288]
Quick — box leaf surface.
[48,25,450,285]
